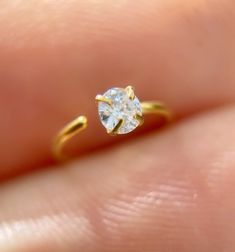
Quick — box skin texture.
[0,0,235,176]
[0,0,235,251]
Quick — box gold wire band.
[53,116,88,161]
[52,101,172,161]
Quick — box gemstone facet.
[97,87,142,134]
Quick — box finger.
[0,105,235,251]
[0,0,235,176]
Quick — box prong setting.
[125,85,135,100]
[95,94,112,106]
[97,87,142,134]
[134,114,144,126]
[108,119,124,135]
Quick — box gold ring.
[52,85,172,161]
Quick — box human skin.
[0,0,235,251]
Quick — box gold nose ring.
[52,85,172,161]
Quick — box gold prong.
[125,85,135,100]
[108,119,124,135]
[134,114,144,126]
[95,94,112,105]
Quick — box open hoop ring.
[52,85,172,161]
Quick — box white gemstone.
[98,87,142,134]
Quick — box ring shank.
[52,101,172,161]
[141,101,172,122]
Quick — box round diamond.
[98,87,142,134]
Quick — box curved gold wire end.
[52,115,88,162]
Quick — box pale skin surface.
[0,0,235,251]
